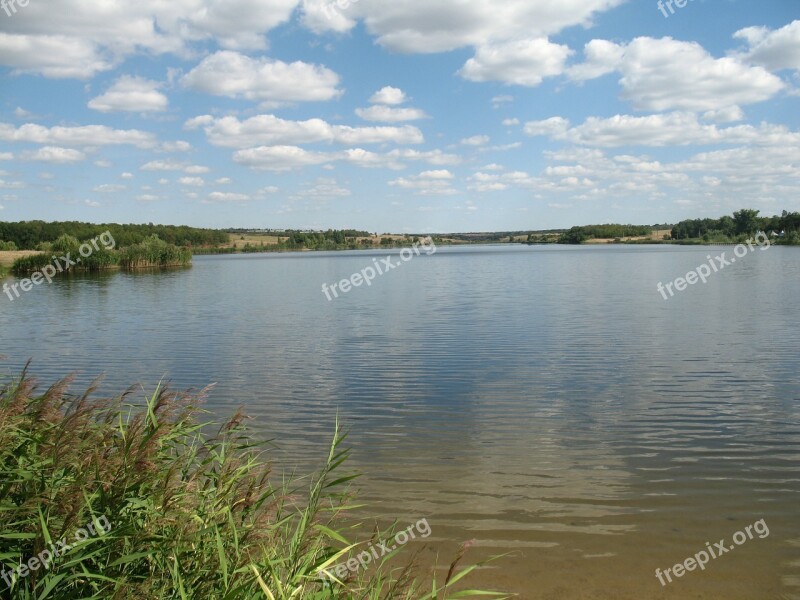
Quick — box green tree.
[733,209,761,235]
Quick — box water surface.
[2,244,799,598]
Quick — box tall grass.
[119,235,192,269]
[0,368,505,600]
[9,254,52,276]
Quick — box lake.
[1,244,799,599]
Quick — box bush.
[0,240,17,251]
[0,369,503,600]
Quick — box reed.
[119,235,192,269]
[0,368,504,600]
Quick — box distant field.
[0,250,42,267]
[224,234,286,248]
[585,229,672,244]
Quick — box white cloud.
[459,38,572,86]
[93,184,126,193]
[491,95,514,108]
[524,117,570,137]
[567,39,625,81]
[369,86,407,105]
[179,176,205,187]
[536,112,800,148]
[295,178,351,198]
[0,123,156,148]
[702,107,745,124]
[301,0,357,34]
[0,0,300,79]
[182,51,342,105]
[88,76,169,113]
[461,135,490,146]
[185,165,210,174]
[502,118,520,126]
[389,170,457,195]
[22,146,86,163]
[141,160,186,171]
[206,192,251,203]
[187,114,424,147]
[120,172,134,179]
[355,105,427,122]
[350,0,624,54]
[568,36,785,111]
[0,33,113,79]
[233,145,334,171]
[734,20,800,72]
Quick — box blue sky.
[0,0,798,232]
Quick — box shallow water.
[2,244,799,598]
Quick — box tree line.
[0,221,228,250]
[671,209,800,243]
[558,224,655,244]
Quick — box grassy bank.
[0,368,503,599]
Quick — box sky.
[0,0,798,233]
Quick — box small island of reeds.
[10,233,192,277]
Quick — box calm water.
[2,244,799,599]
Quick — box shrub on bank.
[0,368,503,600]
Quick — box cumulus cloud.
[301,0,358,34]
[523,112,800,148]
[389,170,457,195]
[22,146,86,163]
[548,112,800,147]
[369,86,407,105]
[233,145,335,171]
[523,117,570,137]
[182,51,341,105]
[205,191,251,203]
[186,114,424,147]
[141,160,187,171]
[295,178,351,198]
[461,135,490,146]
[734,20,800,72]
[459,38,572,86]
[0,123,156,148]
[179,176,205,187]
[349,0,624,54]
[568,36,784,111]
[89,76,169,113]
[0,0,300,78]
[355,105,427,122]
